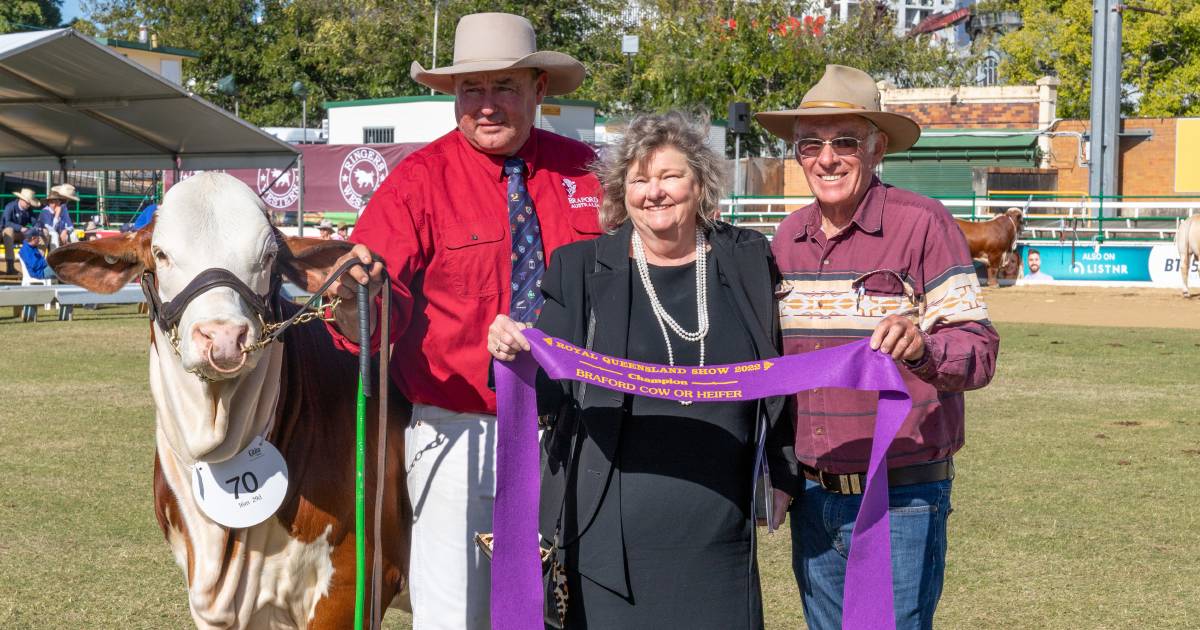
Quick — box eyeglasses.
[794,137,867,160]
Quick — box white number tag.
[191,436,289,529]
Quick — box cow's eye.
[152,246,170,266]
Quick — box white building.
[96,36,198,85]
[819,0,960,39]
[325,95,599,145]
[595,116,727,156]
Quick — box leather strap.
[802,459,955,495]
[369,278,390,630]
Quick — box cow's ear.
[278,236,355,293]
[48,226,154,293]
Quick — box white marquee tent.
[0,28,297,172]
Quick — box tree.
[79,0,977,147]
[1,0,63,33]
[999,0,1200,118]
[588,0,976,155]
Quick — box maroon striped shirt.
[771,178,999,474]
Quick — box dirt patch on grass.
[982,286,1200,329]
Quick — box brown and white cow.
[48,173,410,629]
[955,207,1024,287]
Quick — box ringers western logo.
[256,167,300,209]
[340,147,389,212]
[562,177,599,210]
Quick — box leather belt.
[802,459,955,495]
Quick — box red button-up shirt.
[329,128,603,414]
[771,178,999,474]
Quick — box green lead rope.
[355,280,371,629]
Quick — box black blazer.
[534,220,794,595]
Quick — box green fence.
[0,192,159,228]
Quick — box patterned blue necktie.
[505,158,545,323]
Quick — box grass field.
[1,306,1197,629]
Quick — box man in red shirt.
[756,65,999,629]
[323,13,602,629]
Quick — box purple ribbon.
[493,328,912,630]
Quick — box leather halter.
[141,267,283,340]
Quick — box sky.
[61,0,85,24]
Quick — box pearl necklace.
[632,228,709,405]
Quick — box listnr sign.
[1015,244,1200,288]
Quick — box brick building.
[1047,117,1200,199]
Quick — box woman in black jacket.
[488,112,797,629]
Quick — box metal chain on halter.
[242,295,342,354]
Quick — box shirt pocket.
[441,221,505,298]
[851,270,921,320]
[568,208,603,237]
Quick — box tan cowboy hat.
[46,183,80,203]
[410,12,584,96]
[317,219,335,231]
[755,65,921,153]
[14,188,41,207]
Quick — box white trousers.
[405,404,496,630]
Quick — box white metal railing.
[719,197,1200,242]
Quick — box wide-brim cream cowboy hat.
[410,12,584,96]
[14,187,41,207]
[755,64,921,154]
[46,183,80,203]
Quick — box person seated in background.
[18,228,54,280]
[3,187,41,274]
[334,223,349,240]
[38,184,79,250]
[316,219,335,240]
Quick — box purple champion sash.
[493,328,912,630]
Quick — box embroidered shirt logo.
[561,177,599,210]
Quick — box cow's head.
[1005,207,1025,235]
[49,173,351,382]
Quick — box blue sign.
[1017,244,1153,282]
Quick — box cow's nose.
[192,321,250,366]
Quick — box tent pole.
[297,153,305,237]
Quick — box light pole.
[430,0,442,96]
[292,81,309,143]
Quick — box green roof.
[324,95,601,109]
[908,129,1038,150]
[96,37,200,59]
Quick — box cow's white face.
[47,171,355,464]
[153,174,277,380]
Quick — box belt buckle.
[825,471,863,495]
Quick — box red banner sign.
[166,143,425,214]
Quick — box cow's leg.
[986,254,1001,287]
[1184,251,1193,297]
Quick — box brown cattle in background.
[955,208,1024,287]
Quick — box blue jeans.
[789,477,953,630]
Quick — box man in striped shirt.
[756,65,999,630]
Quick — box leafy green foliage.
[0,0,63,33]
[79,0,972,153]
[1000,0,1200,118]
[589,0,976,155]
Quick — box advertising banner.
[1015,243,1200,288]
[166,143,425,215]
